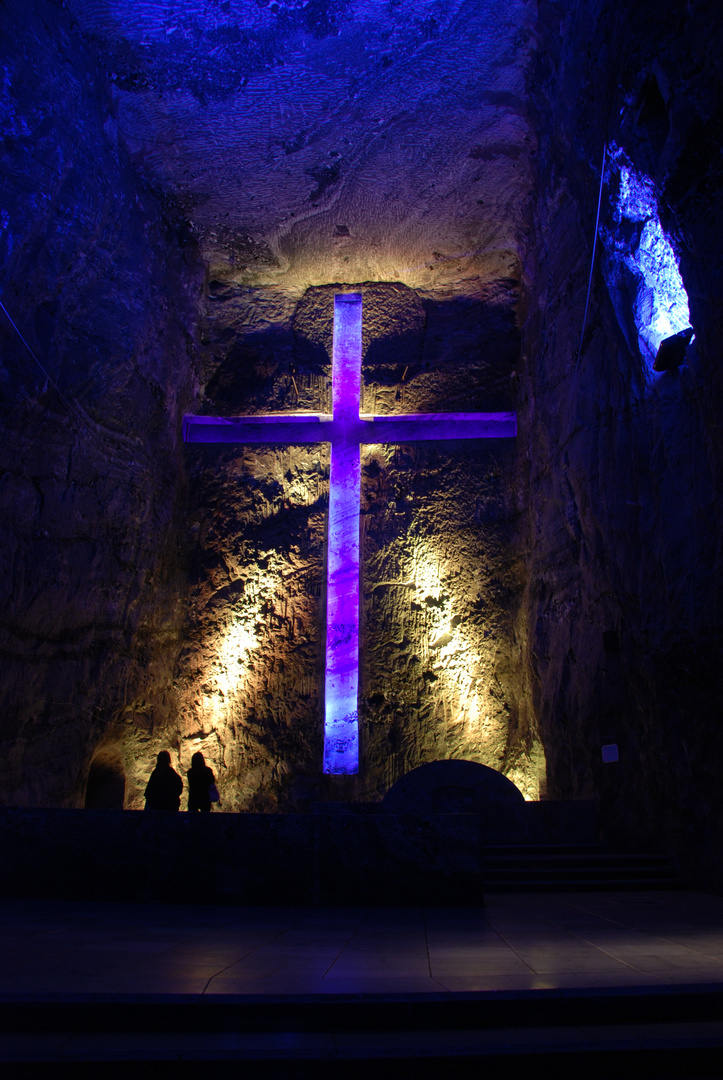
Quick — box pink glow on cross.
[324,294,363,773]
[184,294,517,775]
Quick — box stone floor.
[3,889,723,996]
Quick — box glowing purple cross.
[184,293,516,774]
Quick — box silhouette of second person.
[187,751,218,812]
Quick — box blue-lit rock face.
[65,0,534,292]
[0,1,204,806]
[602,147,691,366]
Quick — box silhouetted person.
[144,750,183,811]
[187,751,218,812]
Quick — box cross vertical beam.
[324,294,363,774]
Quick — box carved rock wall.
[0,2,203,806]
[361,438,540,800]
[0,0,541,811]
[179,443,328,812]
[182,280,541,809]
[65,0,536,293]
[523,0,723,883]
[10,0,723,849]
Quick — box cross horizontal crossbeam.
[183,412,517,444]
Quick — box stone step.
[1,1021,722,1077]
[480,853,672,867]
[1,987,723,1077]
[483,878,681,892]
[477,844,681,891]
[2,984,723,1032]
[480,844,605,857]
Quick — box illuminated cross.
[184,293,516,775]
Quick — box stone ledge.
[0,803,597,906]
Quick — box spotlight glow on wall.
[195,616,261,729]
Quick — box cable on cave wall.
[575,141,607,375]
[0,293,154,466]
[0,296,77,414]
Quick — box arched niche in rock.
[85,749,126,810]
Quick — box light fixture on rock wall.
[653,326,694,372]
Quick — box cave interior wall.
[0,0,204,807]
[524,0,723,884]
[0,0,722,883]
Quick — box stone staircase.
[481,843,681,891]
[2,985,723,1077]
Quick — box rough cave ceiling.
[67,0,535,291]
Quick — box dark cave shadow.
[205,324,334,413]
[420,290,519,366]
[363,329,425,386]
[362,291,519,410]
[204,329,291,411]
[204,284,519,413]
